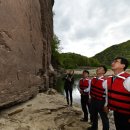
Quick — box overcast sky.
[53,0,130,57]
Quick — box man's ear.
[121,64,125,70]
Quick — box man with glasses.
[104,57,130,130]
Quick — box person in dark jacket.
[63,70,74,106]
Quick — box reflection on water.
[72,80,81,104]
[54,77,81,105]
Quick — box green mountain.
[93,40,130,66]
[60,52,100,69]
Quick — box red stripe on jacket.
[107,72,130,115]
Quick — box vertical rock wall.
[0,0,54,108]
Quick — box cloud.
[53,0,130,57]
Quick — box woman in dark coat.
[63,70,74,106]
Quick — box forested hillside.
[60,53,100,69]
[51,35,130,68]
[93,40,130,66]
[51,35,100,69]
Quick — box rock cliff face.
[0,0,54,108]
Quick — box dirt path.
[0,90,92,130]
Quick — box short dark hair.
[99,65,107,73]
[114,56,129,70]
[83,70,89,75]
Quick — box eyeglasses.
[112,60,121,63]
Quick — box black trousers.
[114,111,130,130]
[90,98,109,130]
[64,86,73,105]
[81,94,91,120]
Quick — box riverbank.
[0,89,92,130]
[74,68,130,76]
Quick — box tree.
[51,35,61,68]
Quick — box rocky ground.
[0,89,92,130]
[0,88,116,130]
